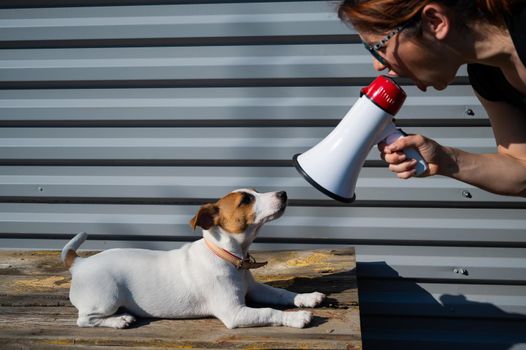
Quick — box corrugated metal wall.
[1,1,525,348]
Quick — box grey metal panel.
[0,45,469,83]
[0,238,344,251]
[0,45,375,81]
[356,246,526,282]
[359,280,526,318]
[0,1,350,41]
[0,126,497,160]
[0,166,524,203]
[0,86,487,122]
[361,316,526,350]
[0,238,190,251]
[1,203,525,246]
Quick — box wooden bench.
[0,247,361,349]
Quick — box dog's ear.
[189,203,219,231]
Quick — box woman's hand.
[377,97,526,196]
[378,134,446,179]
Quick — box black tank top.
[467,5,526,109]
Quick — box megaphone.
[293,75,427,202]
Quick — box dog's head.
[189,189,287,236]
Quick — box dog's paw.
[294,292,326,308]
[109,314,136,329]
[283,310,312,328]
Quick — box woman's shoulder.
[467,63,526,108]
[467,64,507,101]
[506,3,526,67]
[468,5,526,107]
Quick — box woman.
[338,0,526,197]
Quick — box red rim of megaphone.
[360,75,406,116]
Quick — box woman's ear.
[189,203,219,231]
[421,3,450,40]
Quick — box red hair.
[338,0,518,33]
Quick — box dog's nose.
[276,191,287,202]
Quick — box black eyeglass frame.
[362,21,413,66]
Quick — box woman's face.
[360,27,461,92]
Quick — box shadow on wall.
[358,261,526,350]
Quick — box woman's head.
[338,0,514,35]
[338,0,516,91]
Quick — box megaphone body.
[293,76,427,202]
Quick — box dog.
[61,189,326,329]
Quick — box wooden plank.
[0,248,361,349]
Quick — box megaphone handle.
[383,128,428,177]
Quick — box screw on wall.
[465,108,475,117]
[453,268,469,276]
[461,190,472,199]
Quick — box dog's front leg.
[215,304,312,329]
[247,274,326,308]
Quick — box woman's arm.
[380,94,526,197]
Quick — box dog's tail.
[61,232,88,269]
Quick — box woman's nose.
[373,57,387,71]
[372,58,399,77]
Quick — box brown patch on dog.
[64,250,78,269]
[216,192,256,234]
[190,203,219,231]
[189,192,256,234]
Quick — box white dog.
[61,189,326,329]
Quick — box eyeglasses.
[362,22,412,66]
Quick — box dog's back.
[68,242,211,319]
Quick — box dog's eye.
[240,193,254,205]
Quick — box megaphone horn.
[293,75,427,203]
